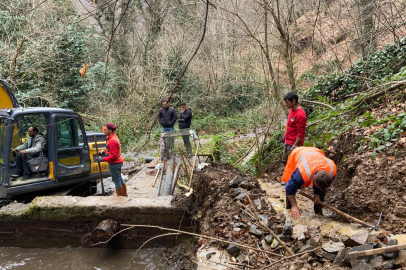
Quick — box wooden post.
[93,135,105,195]
[188,142,200,187]
[298,191,376,229]
[351,243,406,257]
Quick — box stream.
[0,246,167,270]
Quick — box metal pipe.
[162,157,174,196]
[156,160,165,196]
[171,161,182,195]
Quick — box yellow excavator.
[0,79,110,199]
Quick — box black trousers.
[15,152,39,176]
[286,194,325,215]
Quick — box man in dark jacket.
[178,102,193,156]
[158,100,177,160]
[158,100,177,132]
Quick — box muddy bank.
[325,135,406,234]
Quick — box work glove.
[95,156,104,162]
[98,150,105,156]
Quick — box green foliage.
[304,37,406,101]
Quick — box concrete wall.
[0,196,191,248]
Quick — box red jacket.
[102,133,124,164]
[285,107,306,146]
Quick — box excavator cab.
[0,80,109,198]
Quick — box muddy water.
[0,247,167,270]
[260,180,406,240]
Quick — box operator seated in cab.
[281,146,337,219]
[11,126,45,180]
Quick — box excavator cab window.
[56,117,83,166]
[8,113,49,185]
[0,117,6,184]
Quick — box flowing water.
[0,246,167,270]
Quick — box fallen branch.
[233,141,257,166]
[298,191,377,229]
[302,99,335,109]
[129,232,180,267]
[120,224,285,258]
[245,197,295,256]
[229,261,255,268]
[307,80,406,128]
[258,247,321,269]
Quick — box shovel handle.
[298,191,376,229]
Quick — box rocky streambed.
[171,162,406,269]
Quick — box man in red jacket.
[97,123,127,196]
[283,91,307,162]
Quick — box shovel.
[152,163,164,187]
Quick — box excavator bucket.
[0,80,19,109]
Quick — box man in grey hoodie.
[11,126,45,180]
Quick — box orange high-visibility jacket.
[281,147,336,187]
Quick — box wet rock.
[344,230,369,247]
[231,188,246,198]
[239,181,249,189]
[283,224,293,235]
[233,215,239,220]
[395,250,406,267]
[333,247,351,266]
[307,226,319,238]
[205,252,215,259]
[265,235,273,244]
[310,236,321,248]
[382,259,394,269]
[322,241,345,253]
[277,233,291,243]
[387,237,398,246]
[233,222,244,228]
[299,244,313,253]
[236,253,248,263]
[235,192,248,201]
[253,199,262,210]
[229,175,243,188]
[369,255,383,268]
[352,260,372,270]
[261,239,272,251]
[249,225,264,237]
[271,239,279,249]
[383,250,398,259]
[227,244,241,257]
[345,244,373,263]
[322,250,337,261]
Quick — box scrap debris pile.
[175,163,406,269]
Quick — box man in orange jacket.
[281,147,337,219]
[97,123,127,196]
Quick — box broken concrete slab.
[322,241,345,253]
[344,230,369,247]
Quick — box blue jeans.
[162,126,175,132]
[109,163,125,189]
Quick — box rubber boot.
[121,183,128,197]
[115,187,124,196]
